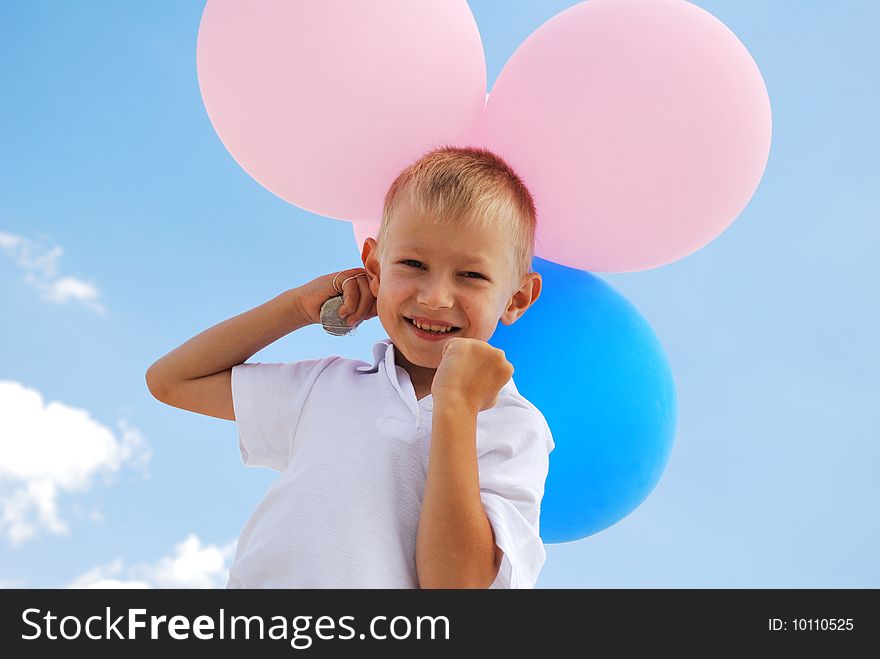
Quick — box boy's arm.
[415,400,503,589]
[145,288,310,420]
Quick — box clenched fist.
[294,267,378,327]
[431,337,514,413]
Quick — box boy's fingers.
[348,276,374,322]
[339,272,368,316]
[339,278,359,316]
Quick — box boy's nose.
[416,278,455,310]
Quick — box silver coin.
[320,295,360,336]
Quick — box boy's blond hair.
[376,146,537,292]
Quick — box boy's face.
[362,196,541,371]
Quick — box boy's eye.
[400,260,487,280]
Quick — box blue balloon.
[490,257,677,544]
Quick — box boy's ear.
[500,272,542,326]
[361,237,381,297]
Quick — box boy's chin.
[416,355,443,369]
[397,345,442,369]
[391,335,443,369]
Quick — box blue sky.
[1,0,876,588]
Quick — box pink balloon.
[349,92,492,258]
[477,0,772,272]
[196,0,486,223]
[352,220,380,259]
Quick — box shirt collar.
[355,338,393,375]
[356,339,425,419]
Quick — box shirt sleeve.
[230,357,335,472]
[478,406,555,589]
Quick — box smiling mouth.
[404,317,461,334]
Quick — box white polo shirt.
[227,338,554,588]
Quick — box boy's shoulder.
[485,380,555,452]
[271,341,388,377]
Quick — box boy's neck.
[392,344,436,395]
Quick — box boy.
[146,146,555,588]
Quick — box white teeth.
[412,319,453,333]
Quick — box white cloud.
[67,558,151,589]
[0,232,23,249]
[68,535,237,589]
[0,380,150,545]
[0,230,106,314]
[0,578,26,588]
[45,276,102,307]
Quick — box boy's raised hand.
[295,267,378,327]
[431,337,514,413]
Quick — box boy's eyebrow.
[393,245,492,268]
